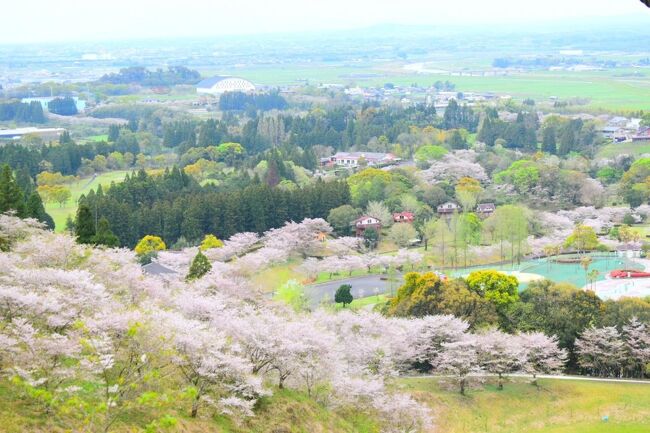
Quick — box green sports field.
[44,170,131,232]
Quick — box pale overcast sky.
[1,0,648,43]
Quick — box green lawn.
[400,377,650,433]
[597,141,650,159]
[334,294,388,311]
[45,170,131,232]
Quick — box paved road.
[304,274,404,307]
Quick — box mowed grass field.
[204,63,650,111]
[401,377,650,433]
[597,141,650,159]
[45,170,131,232]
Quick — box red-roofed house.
[393,211,415,223]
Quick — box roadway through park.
[304,274,403,307]
[303,255,650,306]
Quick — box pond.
[449,253,644,290]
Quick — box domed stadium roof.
[196,76,255,95]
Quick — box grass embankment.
[401,377,650,433]
[44,170,130,232]
[0,381,379,433]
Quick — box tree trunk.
[460,377,466,396]
[497,373,503,390]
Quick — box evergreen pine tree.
[542,127,557,154]
[92,217,120,247]
[75,204,96,244]
[187,250,212,281]
[335,284,354,306]
[0,164,26,217]
[25,192,55,229]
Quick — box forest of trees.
[99,66,201,86]
[0,100,45,123]
[47,96,78,116]
[78,168,351,247]
[219,91,288,111]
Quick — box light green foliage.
[327,204,360,235]
[388,223,418,247]
[414,145,448,162]
[274,279,308,312]
[366,200,393,228]
[466,270,519,310]
[564,225,600,252]
[494,160,540,193]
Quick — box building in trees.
[393,211,415,223]
[327,151,398,168]
[196,76,256,96]
[476,203,496,218]
[437,201,460,216]
[353,215,382,237]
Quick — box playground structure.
[610,269,650,279]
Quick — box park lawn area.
[45,170,131,232]
[399,377,650,433]
[597,141,650,159]
[251,261,306,293]
[335,294,388,311]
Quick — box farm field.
[401,377,650,433]
[44,170,130,231]
[204,63,650,110]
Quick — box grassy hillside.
[44,170,131,232]
[401,377,650,433]
[3,376,649,433]
[0,381,379,433]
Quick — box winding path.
[304,274,403,307]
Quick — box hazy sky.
[2,0,648,43]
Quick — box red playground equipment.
[610,269,650,279]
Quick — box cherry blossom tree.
[433,336,482,395]
[476,329,526,390]
[517,332,567,386]
[575,326,626,377]
[622,317,650,378]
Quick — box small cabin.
[353,215,382,237]
[476,203,496,218]
[393,211,415,223]
[437,202,460,215]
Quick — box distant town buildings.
[196,76,255,96]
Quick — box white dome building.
[196,76,255,96]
